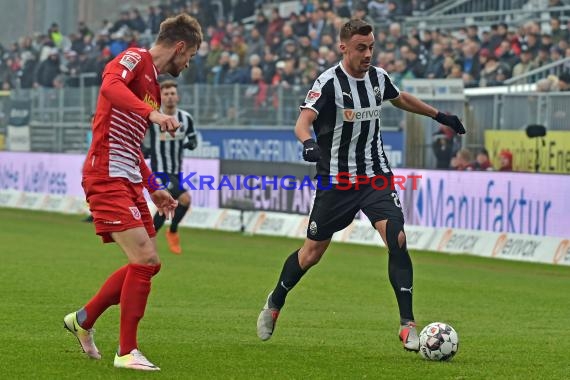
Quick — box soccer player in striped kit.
[149,80,198,254]
[257,19,465,351]
[63,14,202,371]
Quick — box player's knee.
[179,192,191,207]
[299,242,327,269]
[132,239,160,265]
[386,219,406,253]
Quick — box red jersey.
[84,48,160,184]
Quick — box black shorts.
[306,184,404,241]
[165,173,188,200]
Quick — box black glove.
[182,136,198,150]
[302,138,321,162]
[434,112,466,134]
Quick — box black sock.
[269,250,306,309]
[153,212,166,231]
[388,249,414,323]
[170,204,189,233]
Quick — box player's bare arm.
[294,108,317,143]
[294,109,321,162]
[390,92,438,118]
[390,92,466,134]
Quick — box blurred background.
[1,0,570,236]
[1,0,570,171]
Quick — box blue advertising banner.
[186,128,405,167]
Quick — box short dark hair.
[340,19,373,42]
[160,80,178,90]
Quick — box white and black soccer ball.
[419,322,459,361]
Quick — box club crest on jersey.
[305,90,321,104]
[129,206,141,220]
[119,52,141,71]
[373,86,381,100]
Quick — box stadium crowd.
[0,0,569,93]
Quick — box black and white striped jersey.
[149,108,196,174]
[300,62,400,183]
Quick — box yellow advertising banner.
[485,130,570,173]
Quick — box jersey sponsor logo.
[119,52,141,71]
[143,93,160,110]
[305,90,321,104]
[342,105,382,122]
[129,206,141,220]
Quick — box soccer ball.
[418,322,459,361]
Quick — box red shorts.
[82,176,156,243]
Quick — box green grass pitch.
[1,208,569,379]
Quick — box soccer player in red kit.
[63,14,202,371]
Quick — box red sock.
[119,263,161,356]
[81,265,129,329]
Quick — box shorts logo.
[305,90,321,104]
[119,52,141,71]
[129,206,141,220]
[309,220,318,236]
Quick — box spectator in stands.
[246,27,265,58]
[488,23,508,53]
[254,11,269,37]
[49,23,63,48]
[432,126,454,169]
[109,11,131,34]
[461,40,481,83]
[244,66,268,123]
[389,22,406,46]
[479,54,509,87]
[550,18,567,46]
[498,150,513,171]
[19,51,37,89]
[454,148,474,171]
[147,5,164,35]
[332,0,352,19]
[185,41,209,84]
[495,40,517,69]
[474,149,493,171]
[467,25,480,43]
[64,50,81,87]
[534,46,551,67]
[404,47,426,78]
[478,30,491,50]
[513,44,537,77]
[368,0,390,22]
[34,48,61,88]
[541,33,553,52]
[212,51,230,85]
[266,8,284,45]
[525,33,541,56]
[224,54,248,84]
